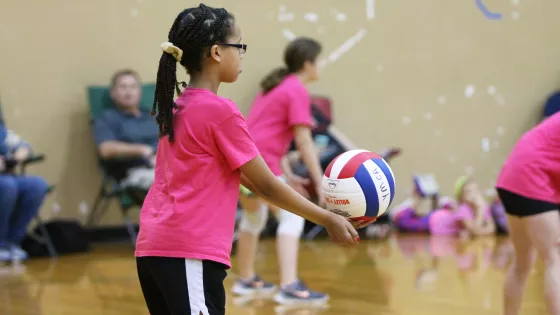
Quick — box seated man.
[0,123,49,262]
[93,69,159,190]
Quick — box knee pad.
[275,209,305,237]
[238,204,268,235]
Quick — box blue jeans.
[0,175,48,247]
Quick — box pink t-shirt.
[246,75,313,176]
[429,204,491,236]
[134,88,259,268]
[497,112,560,203]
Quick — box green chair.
[0,98,57,258]
[85,83,156,247]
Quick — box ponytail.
[260,67,290,94]
[152,52,181,141]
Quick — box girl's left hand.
[349,218,376,230]
[286,174,311,198]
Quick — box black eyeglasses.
[218,43,247,54]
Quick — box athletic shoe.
[232,275,277,296]
[274,280,329,305]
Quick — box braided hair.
[152,4,235,141]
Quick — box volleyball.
[322,150,396,221]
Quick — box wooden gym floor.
[0,235,548,315]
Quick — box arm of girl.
[280,154,311,198]
[293,125,325,205]
[240,155,360,246]
[460,218,495,236]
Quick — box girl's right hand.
[323,212,360,247]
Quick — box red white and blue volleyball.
[322,150,396,221]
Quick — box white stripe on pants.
[185,259,209,315]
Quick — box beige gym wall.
[0,0,558,226]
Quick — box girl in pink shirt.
[233,38,332,304]
[496,112,560,315]
[134,5,364,315]
[429,177,495,237]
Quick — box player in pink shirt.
[134,5,363,315]
[233,38,333,304]
[496,112,560,315]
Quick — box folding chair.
[85,83,156,247]
[19,155,57,258]
[0,98,57,258]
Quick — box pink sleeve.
[287,86,312,127]
[213,114,260,170]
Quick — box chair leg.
[87,189,105,227]
[35,216,57,258]
[304,224,325,241]
[87,195,111,228]
[122,212,137,248]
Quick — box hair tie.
[160,42,183,62]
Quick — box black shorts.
[136,257,227,315]
[496,188,559,217]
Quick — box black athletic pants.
[136,257,227,315]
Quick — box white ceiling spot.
[401,116,411,125]
[130,8,139,18]
[335,12,347,22]
[366,0,375,20]
[481,137,491,153]
[282,29,296,41]
[52,202,61,213]
[487,86,496,96]
[465,166,474,175]
[376,63,384,72]
[496,126,505,136]
[465,84,476,98]
[278,6,295,22]
[449,155,457,164]
[304,13,319,23]
[511,0,520,5]
[512,11,520,20]
[494,94,505,106]
[424,112,433,120]
[437,96,446,105]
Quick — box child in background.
[429,176,495,237]
[134,6,361,314]
[234,37,334,304]
[489,192,508,234]
[391,175,440,233]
